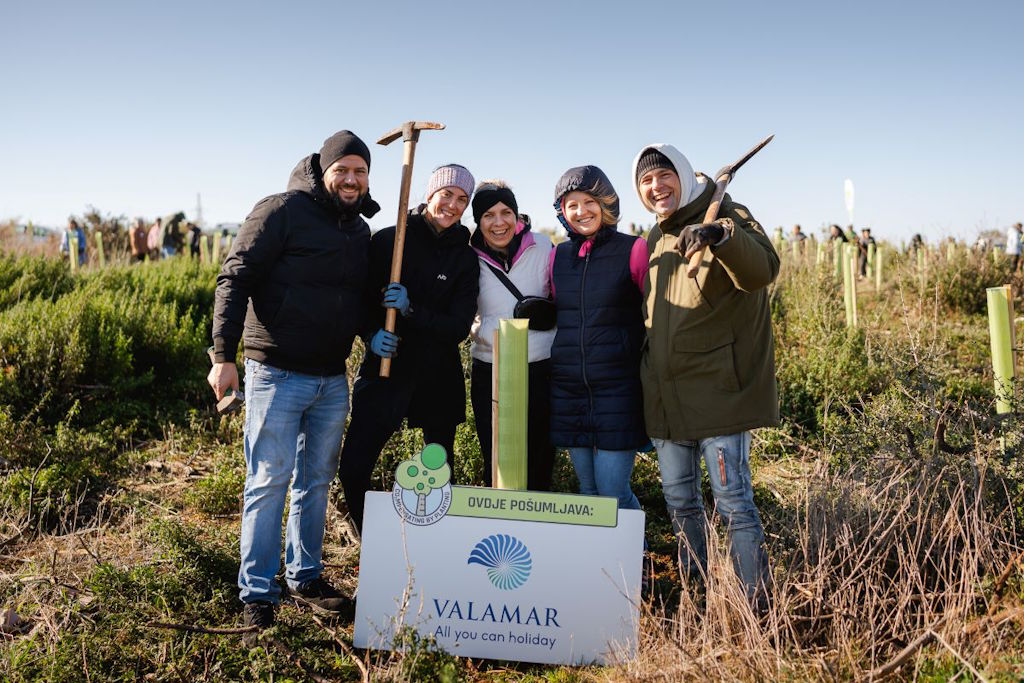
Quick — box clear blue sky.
[2,1,1021,244]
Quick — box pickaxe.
[376,121,445,377]
[685,134,774,278]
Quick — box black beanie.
[318,130,371,174]
[472,186,518,225]
[635,148,675,184]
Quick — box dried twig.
[145,621,257,635]
[934,415,972,456]
[866,629,935,680]
[75,533,100,566]
[930,629,988,682]
[310,614,369,683]
[991,548,1024,600]
[266,636,333,683]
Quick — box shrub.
[0,259,215,430]
[184,459,245,515]
[0,253,75,310]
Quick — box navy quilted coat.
[549,166,647,450]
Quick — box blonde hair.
[563,190,619,227]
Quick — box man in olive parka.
[632,143,779,606]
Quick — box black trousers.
[338,375,456,533]
[470,358,554,492]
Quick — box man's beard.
[326,186,364,214]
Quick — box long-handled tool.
[376,121,445,377]
[685,134,774,278]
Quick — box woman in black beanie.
[468,180,556,490]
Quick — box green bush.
[921,248,1015,315]
[184,459,245,515]
[0,253,75,309]
[772,269,886,432]
[0,405,129,530]
[0,259,215,430]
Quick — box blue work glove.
[382,282,411,317]
[369,329,399,358]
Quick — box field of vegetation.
[1,222,1023,681]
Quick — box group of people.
[828,223,877,277]
[59,215,208,265]
[128,214,205,261]
[207,129,781,638]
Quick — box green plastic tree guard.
[212,233,221,264]
[875,245,884,291]
[986,285,1015,414]
[842,243,857,328]
[494,319,529,490]
[94,231,105,267]
[69,235,78,274]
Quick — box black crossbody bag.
[484,262,557,331]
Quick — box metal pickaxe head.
[712,134,774,182]
[377,121,445,146]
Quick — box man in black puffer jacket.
[209,130,379,639]
[339,164,479,533]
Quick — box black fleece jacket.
[358,206,479,426]
[212,155,374,375]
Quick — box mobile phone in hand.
[207,346,245,414]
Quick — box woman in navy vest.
[549,166,649,510]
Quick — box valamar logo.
[392,443,452,526]
[468,534,532,590]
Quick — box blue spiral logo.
[467,534,532,590]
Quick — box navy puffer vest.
[549,229,647,450]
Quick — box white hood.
[631,143,708,216]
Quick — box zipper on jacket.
[579,251,595,432]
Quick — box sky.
[2,1,1022,244]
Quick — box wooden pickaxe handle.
[685,134,774,278]
[376,121,444,377]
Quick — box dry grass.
[609,453,1024,681]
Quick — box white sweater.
[470,232,556,363]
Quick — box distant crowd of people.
[58,214,228,265]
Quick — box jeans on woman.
[652,432,769,602]
[238,358,349,604]
[567,447,642,511]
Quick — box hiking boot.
[242,601,274,647]
[288,577,351,615]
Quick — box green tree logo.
[395,443,451,518]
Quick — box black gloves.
[674,218,734,257]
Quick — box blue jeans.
[239,358,349,604]
[567,447,642,511]
[653,433,769,601]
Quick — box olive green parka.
[640,179,780,441]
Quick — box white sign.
[354,491,644,665]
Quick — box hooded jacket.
[632,144,780,441]
[357,206,479,427]
[548,166,648,451]
[212,153,376,375]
